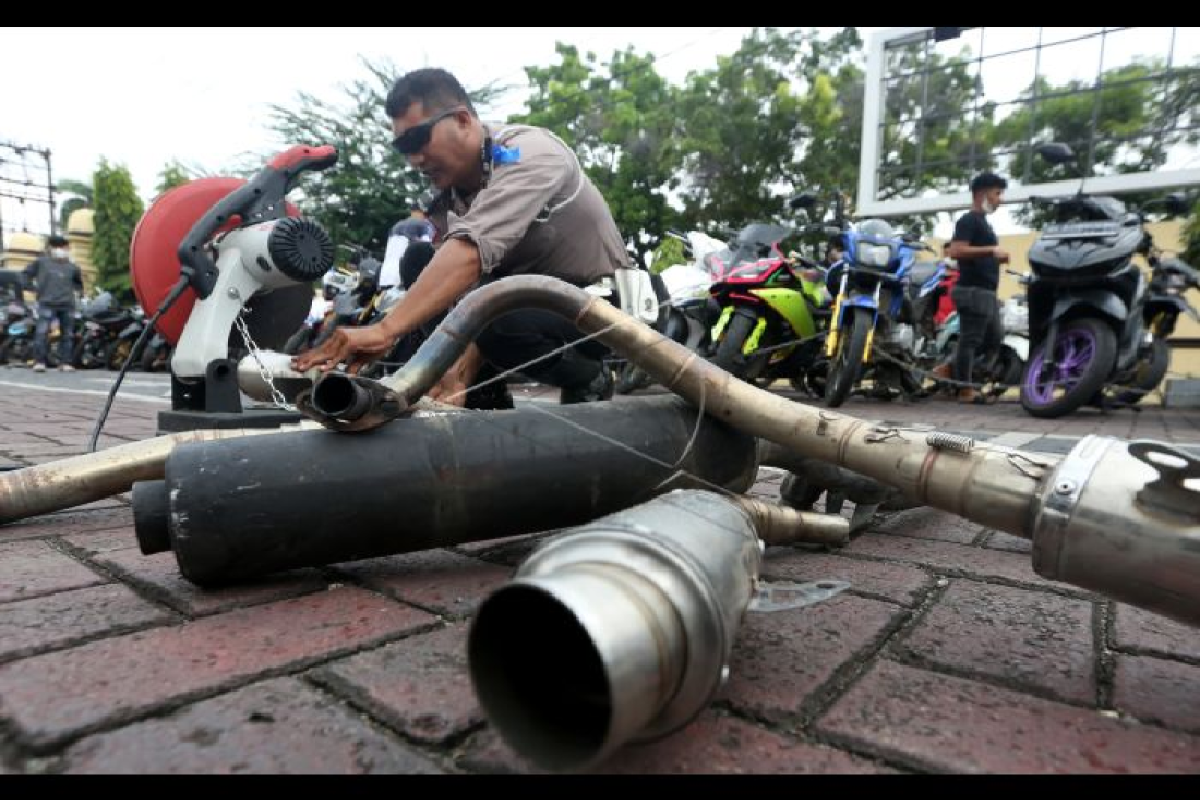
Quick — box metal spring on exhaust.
[926,432,975,454]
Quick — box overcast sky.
[1,26,1194,242]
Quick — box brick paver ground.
[0,376,1197,773]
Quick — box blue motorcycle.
[823,219,934,407]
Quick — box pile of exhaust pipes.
[1,275,1196,772]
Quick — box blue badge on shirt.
[492,144,521,165]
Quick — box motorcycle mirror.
[788,192,818,211]
[1035,142,1076,166]
[1163,192,1191,216]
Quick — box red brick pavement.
[0,381,1197,773]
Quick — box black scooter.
[1019,142,1192,418]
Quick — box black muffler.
[133,396,758,586]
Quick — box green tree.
[91,159,144,301]
[155,160,192,197]
[1184,199,1200,266]
[513,28,876,248]
[673,28,872,233]
[265,58,505,256]
[993,59,1199,225]
[673,28,807,232]
[648,235,686,275]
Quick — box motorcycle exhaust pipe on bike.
[298,275,1200,627]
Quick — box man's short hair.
[385,68,475,119]
[969,172,1008,194]
[47,234,69,248]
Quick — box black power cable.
[86,276,191,453]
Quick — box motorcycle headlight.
[858,244,892,269]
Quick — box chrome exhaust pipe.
[1030,436,1200,623]
[0,428,293,525]
[301,276,1198,626]
[236,351,321,405]
[467,490,762,772]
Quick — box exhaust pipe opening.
[132,480,171,555]
[310,376,369,420]
[469,583,612,772]
[468,491,760,771]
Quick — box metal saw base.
[156,407,302,435]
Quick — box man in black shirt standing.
[947,172,1009,403]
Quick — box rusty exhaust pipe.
[297,276,1198,626]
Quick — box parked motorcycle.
[707,195,833,392]
[1107,239,1199,406]
[72,292,145,371]
[1019,142,1192,417]
[823,218,932,407]
[140,326,173,372]
[0,298,34,366]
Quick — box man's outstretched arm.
[293,238,481,373]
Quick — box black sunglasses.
[392,106,464,156]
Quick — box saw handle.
[269,144,339,177]
[176,145,339,299]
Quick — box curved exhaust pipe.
[468,490,762,772]
[298,275,1198,626]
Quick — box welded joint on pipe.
[573,295,599,327]
[836,418,870,463]
[915,446,939,507]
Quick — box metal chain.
[234,310,296,412]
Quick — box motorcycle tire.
[1020,318,1116,419]
[712,310,757,379]
[1111,337,1169,407]
[824,307,872,408]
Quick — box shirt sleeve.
[951,214,977,245]
[443,143,572,273]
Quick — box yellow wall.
[932,219,1199,380]
[67,209,97,295]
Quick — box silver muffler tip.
[467,490,761,772]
